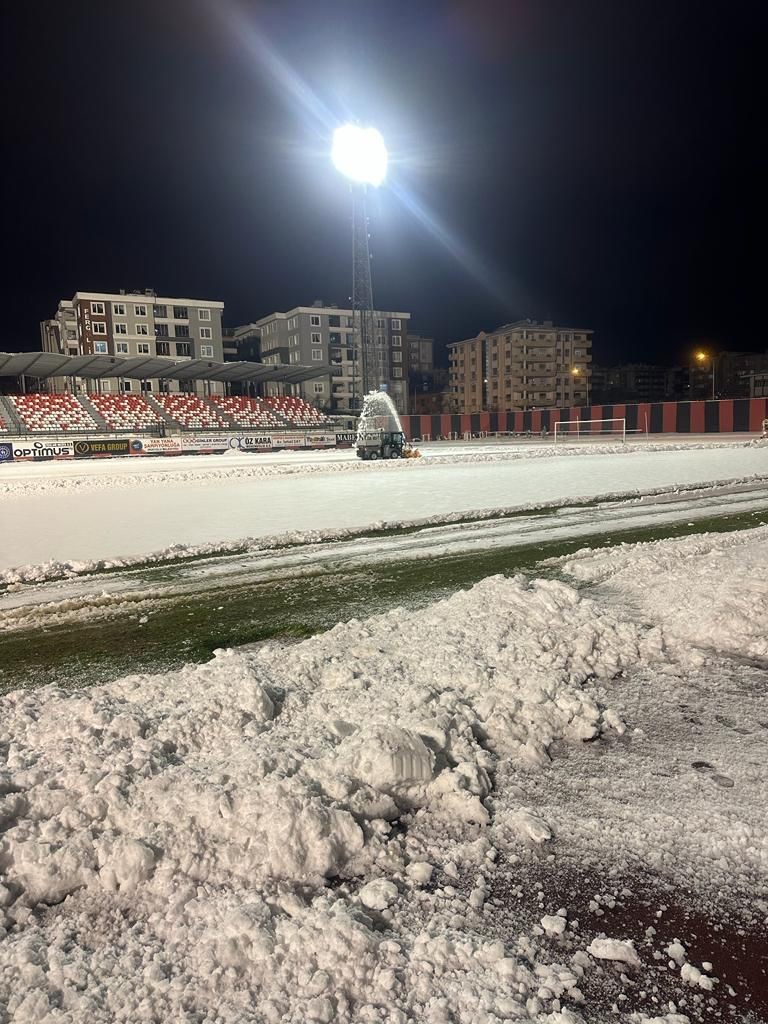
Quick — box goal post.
[553,418,626,444]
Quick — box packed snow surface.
[2,526,767,1022]
[0,441,766,572]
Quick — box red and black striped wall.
[400,398,768,441]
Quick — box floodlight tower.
[331,124,388,409]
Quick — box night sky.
[2,0,764,366]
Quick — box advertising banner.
[335,432,357,447]
[129,437,183,455]
[235,435,274,451]
[0,442,13,463]
[74,439,130,458]
[180,434,232,453]
[303,434,337,447]
[268,433,307,448]
[10,438,75,461]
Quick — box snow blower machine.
[356,429,420,460]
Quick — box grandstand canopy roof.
[0,352,325,384]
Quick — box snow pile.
[558,525,768,660]
[0,575,665,1022]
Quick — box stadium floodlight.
[331,124,388,187]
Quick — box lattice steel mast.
[351,185,377,408]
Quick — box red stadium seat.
[10,394,100,432]
[153,394,229,430]
[261,396,332,428]
[88,394,163,431]
[208,395,284,430]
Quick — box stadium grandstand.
[0,351,334,433]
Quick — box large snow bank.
[557,524,768,660]
[3,527,768,1022]
[0,575,664,1022]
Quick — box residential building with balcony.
[40,289,225,394]
[251,301,414,414]
[448,319,593,414]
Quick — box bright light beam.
[212,0,527,310]
[331,125,388,187]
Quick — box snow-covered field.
[0,439,766,573]
[1,525,767,1022]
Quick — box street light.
[695,350,716,401]
[331,124,388,409]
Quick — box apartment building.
[448,319,592,414]
[591,363,681,404]
[40,290,225,394]
[251,302,414,414]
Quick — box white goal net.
[553,418,626,443]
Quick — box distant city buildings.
[591,350,768,404]
[590,363,681,404]
[448,320,593,414]
[240,301,415,414]
[37,294,767,413]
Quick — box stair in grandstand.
[149,394,231,431]
[86,393,165,432]
[0,395,23,433]
[78,395,110,432]
[144,394,185,430]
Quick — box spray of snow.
[356,389,404,440]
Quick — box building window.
[392,351,402,362]
[134,304,147,317]
[114,323,127,335]
[116,342,129,354]
[141,381,153,392]
[175,342,192,357]
[200,327,212,339]
[155,323,169,337]
[375,318,385,329]
[93,322,107,335]
[392,368,402,378]
[311,331,321,344]
[200,344,214,358]
[94,341,108,353]
[91,301,105,314]
[136,324,149,336]
[113,302,126,315]
[156,341,170,356]
[122,380,132,392]
[313,382,325,394]
[175,325,190,338]
[328,315,340,328]
[310,314,321,326]
[153,304,167,318]
[392,335,401,346]
[391,318,401,330]
[137,342,150,355]
[312,349,323,361]
[198,308,211,321]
